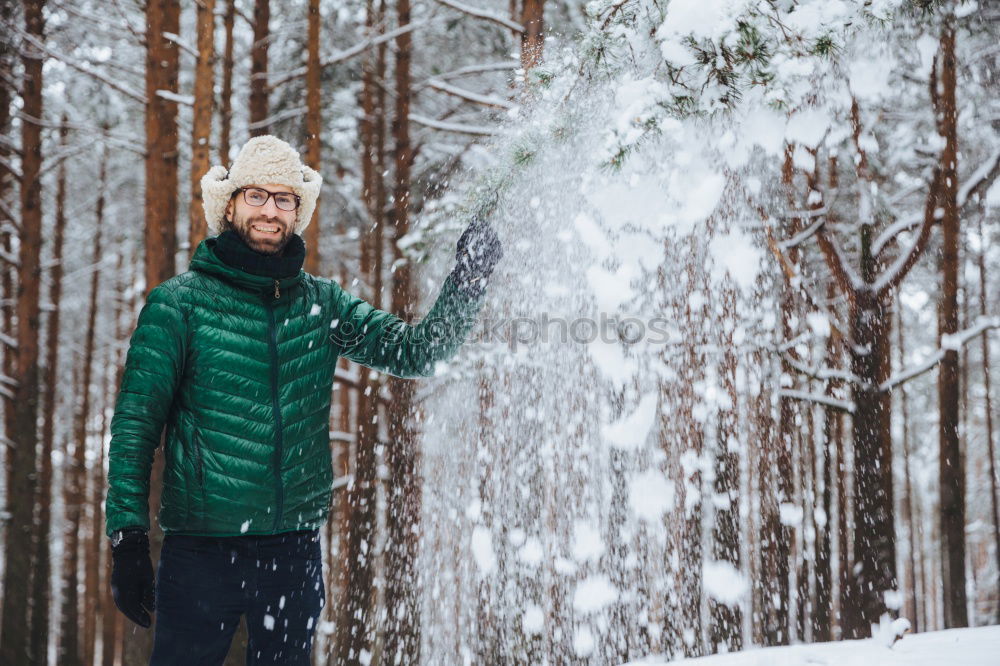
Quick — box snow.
[573,574,618,613]
[262,613,275,630]
[571,520,605,563]
[602,393,658,450]
[470,526,497,574]
[702,560,747,606]
[628,469,676,522]
[522,604,545,635]
[785,108,830,148]
[708,229,764,291]
[623,625,1000,666]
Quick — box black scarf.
[212,229,306,279]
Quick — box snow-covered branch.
[778,216,825,250]
[872,211,921,258]
[0,154,22,180]
[778,389,855,413]
[155,90,194,106]
[433,0,524,33]
[246,106,307,131]
[162,31,198,59]
[270,20,430,88]
[958,148,1000,209]
[880,315,1000,392]
[426,61,519,82]
[17,30,146,104]
[782,353,862,387]
[874,166,942,296]
[426,79,515,110]
[0,331,17,350]
[409,113,500,136]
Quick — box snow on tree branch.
[17,30,146,104]
[880,315,1000,393]
[433,0,524,33]
[426,79,515,110]
[958,148,1000,209]
[155,90,194,106]
[873,167,942,296]
[246,106,307,131]
[270,20,431,88]
[409,114,500,136]
[777,389,855,414]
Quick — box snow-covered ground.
[625,625,1000,666]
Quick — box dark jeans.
[149,529,325,666]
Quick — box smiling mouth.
[251,223,281,235]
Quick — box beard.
[224,209,295,256]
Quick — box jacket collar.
[189,236,306,297]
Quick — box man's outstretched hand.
[451,217,503,298]
[110,529,156,628]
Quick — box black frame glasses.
[238,186,301,212]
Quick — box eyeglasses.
[238,187,301,212]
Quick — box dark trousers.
[149,529,325,666]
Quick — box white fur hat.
[201,135,323,235]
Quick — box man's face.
[223,183,299,255]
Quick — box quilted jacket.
[105,236,485,537]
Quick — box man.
[105,135,501,664]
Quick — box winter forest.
[1,0,999,664]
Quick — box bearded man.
[105,135,501,664]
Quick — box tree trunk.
[304,0,322,273]
[0,2,45,663]
[61,143,106,666]
[708,285,742,652]
[218,0,236,164]
[519,0,545,72]
[145,0,180,293]
[338,4,383,659]
[897,296,920,632]
[28,116,67,666]
[82,145,110,666]
[189,0,216,255]
[249,0,270,136]
[977,214,1000,624]
[0,0,19,442]
[130,4,181,662]
[844,287,896,637]
[384,0,420,659]
[102,246,132,666]
[934,20,968,630]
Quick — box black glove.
[450,217,503,298]
[110,528,155,628]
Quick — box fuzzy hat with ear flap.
[200,135,323,235]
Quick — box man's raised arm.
[330,218,502,379]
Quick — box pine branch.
[874,166,942,296]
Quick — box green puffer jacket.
[105,236,484,537]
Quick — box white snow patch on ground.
[623,625,1000,666]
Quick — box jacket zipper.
[266,288,284,531]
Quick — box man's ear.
[224,197,235,223]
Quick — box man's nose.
[260,196,281,217]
